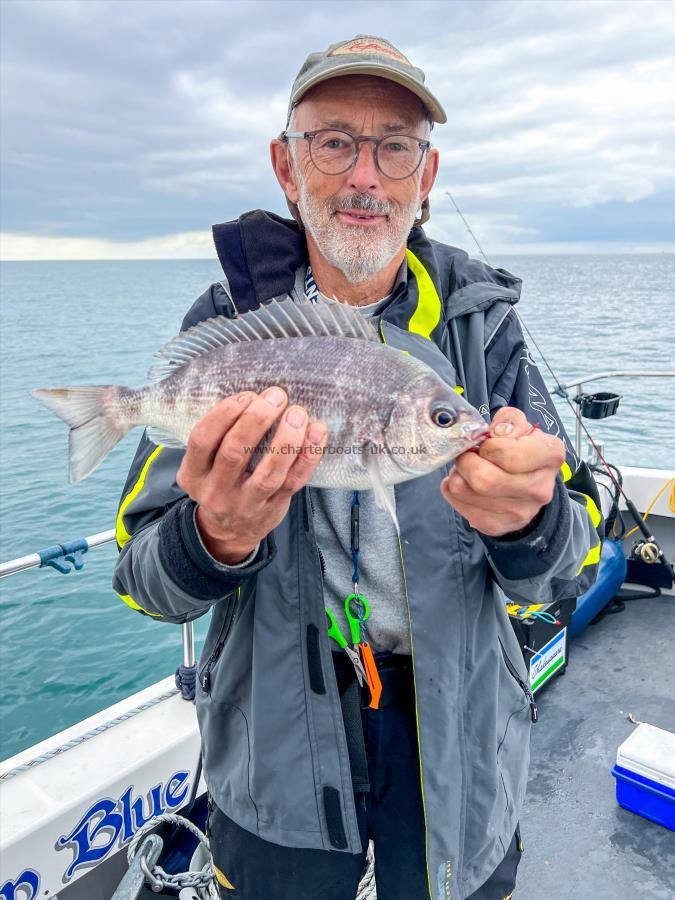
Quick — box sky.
[1,0,674,260]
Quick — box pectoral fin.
[363,446,400,533]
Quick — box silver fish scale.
[136,336,435,489]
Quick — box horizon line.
[2,249,674,263]
[1,229,674,263]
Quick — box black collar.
[212,210,306,313]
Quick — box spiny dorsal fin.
[147,295,379,381]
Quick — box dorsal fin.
[147,295,379,381]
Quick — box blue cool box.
[611,723,675,832]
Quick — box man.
[114,35,603,900]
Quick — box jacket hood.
[211,209,521,321]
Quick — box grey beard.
[297,185,420,285]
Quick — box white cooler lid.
[616,722,675,790]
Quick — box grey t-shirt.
[292,264,411,654]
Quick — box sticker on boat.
[529,629,566,693]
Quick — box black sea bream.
[31,296,487,521]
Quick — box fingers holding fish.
[242,408,327,501]
[245,404,311,499]
[488,406,531,438]
[441,476,539,536]
[478,430,565,475]
[185,388,327,563]
[441,406,564,536]
[451,451,555,505]
[178,388,293,564]
[210,387,289,484]
[276,420,328,496]
[441,466,547,535]
[177,393,256,485]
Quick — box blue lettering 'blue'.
[164,771,190,808]
[56,771,191,880]
[58,798,123,879]
[119,786,136,843]
[0,869,40,900]
[129,782,164,831]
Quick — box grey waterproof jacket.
[113,212,603,899]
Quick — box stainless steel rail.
[0,528,116,578]
[0,528,195,668]
[555,370,675,457]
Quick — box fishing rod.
[444,191,674,581]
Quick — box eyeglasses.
[282,129,431,180]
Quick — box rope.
[128,811,375,898]
[127,812,215,894]
[176,663,197,700]
[0,687,179,782]
[356,842,377,900]
[623,477,675,540]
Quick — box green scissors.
[325,608,367,686]
[344,593,371,647]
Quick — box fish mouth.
[466,421,490,443]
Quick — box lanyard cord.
[306,268,365,599]
[350,489,369,641]
[351,490,360,591]
[306,266,380,631]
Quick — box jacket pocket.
[198,594,237,693]
[196,698,257,824]
[498,638,538,725]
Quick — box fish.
[30,295,488,527]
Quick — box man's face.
[284,76,439,284]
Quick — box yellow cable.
[623,478,675,540]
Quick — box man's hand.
[176,387,327,564]
[440,407,565,538]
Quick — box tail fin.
[30,386,129,483]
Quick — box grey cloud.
[1,0,673,251]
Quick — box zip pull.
[526,687,538,723]
[200,637,226,693]
[499,637,538,723]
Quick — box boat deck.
[518,588,675,899]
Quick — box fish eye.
[431,404,457,428]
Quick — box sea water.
[1,254,673,758]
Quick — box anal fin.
[146,427,186,449]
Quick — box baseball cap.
[287,34,446,125]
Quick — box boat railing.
[0,529,196,672]
[554,370,675,457]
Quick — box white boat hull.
[1,676,202,899]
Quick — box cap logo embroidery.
[330,38,410,65]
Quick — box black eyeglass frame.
[282,129,431,180]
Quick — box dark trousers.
[208,652,523,899]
